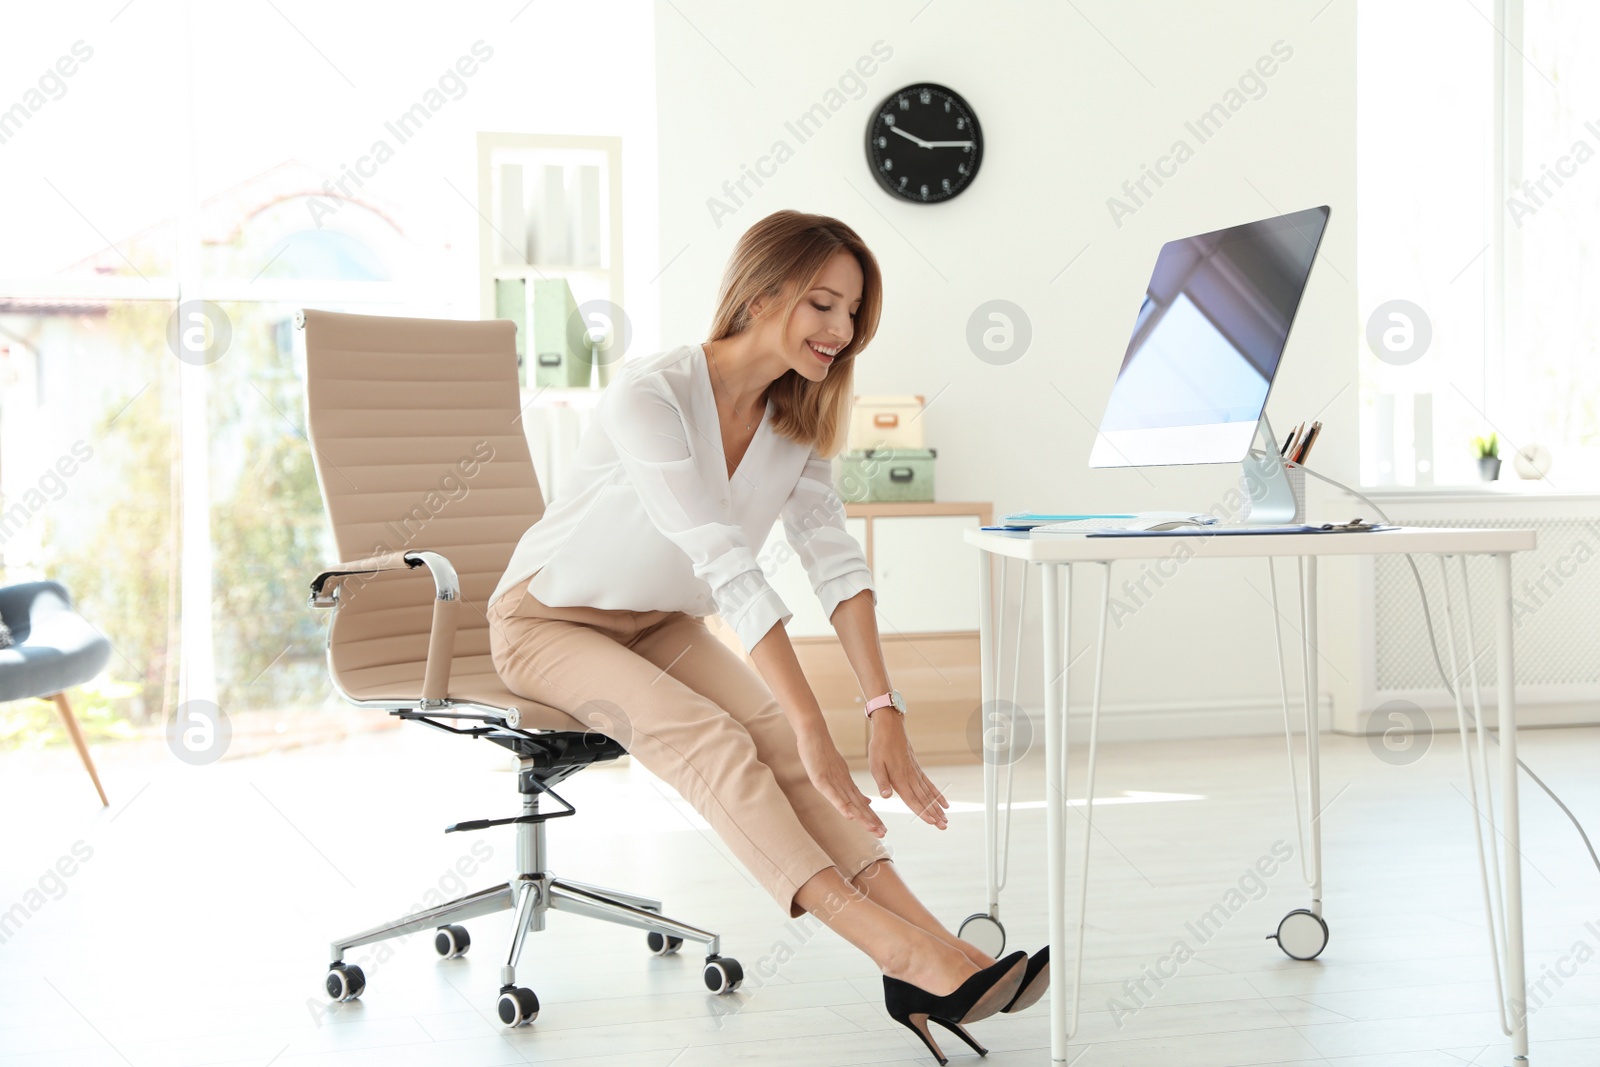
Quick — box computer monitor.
[1089,205,1330,469]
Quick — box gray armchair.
[0,580,112,806]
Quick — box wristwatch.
[864,688,906,719]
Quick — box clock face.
[865,82,983,203]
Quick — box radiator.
[1368,514,1600,703]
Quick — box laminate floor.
[1,720,1597,1066]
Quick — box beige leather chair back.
[301,309,579,728]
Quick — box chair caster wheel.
[325,962,365,1002]
[647,931,684,956]
[958,913,1006,957]
[497,985,540,1027]
[1268,909,1329,961]
[703,955,743,994]
[434,924,470,958]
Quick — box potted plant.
[1472,431,1501,481]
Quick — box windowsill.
[1347,482,1600,503]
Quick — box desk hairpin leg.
[1041,560,1112,1063]
[965,553,1026,956]
[1302,554,1325,921]
[1264,557,1330,961]
[1494,550,1531,1065]
[1438,551,1530,1064]
[975,549,999,928]
[1041,561,1069,1061]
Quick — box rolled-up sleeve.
[598,376,792,654]
[781,447,875,625]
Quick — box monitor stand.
[1238,414,1300,525]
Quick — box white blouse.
[489,342,875,654]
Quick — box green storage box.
[531,278,593,388]
[836,447,936,503]
[494,278,528,382]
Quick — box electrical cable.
[1296,461,1600,878]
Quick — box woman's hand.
[867,712,949,830]
[796,727,886,837]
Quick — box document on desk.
[1086,523,1400,537]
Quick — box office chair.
[296,308,743,1028]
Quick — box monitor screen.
[1090,205,1330,467]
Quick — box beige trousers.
[487,570,890,918]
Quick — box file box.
[849,395,926,451]
[836,447,936,503]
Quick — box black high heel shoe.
[883,950,1027,1065]
[999,945,1050,1013]
[929,1015,990,1058]
[918,948,1048,1060]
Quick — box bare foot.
[953,937,998,969]
[883,934,979,997]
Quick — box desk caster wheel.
[325,962,365,1002]
[1269,909,1329,961]
[498,985,539,1026]
[648,931,683,955]
[958,913,1006,957]
[703,955,743,994]
[434,925,470,958]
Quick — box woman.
[486,210,1047,1061]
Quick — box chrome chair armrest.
[308,551,415,606]
[308,550,461,704]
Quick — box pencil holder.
[1239,460,1306,523]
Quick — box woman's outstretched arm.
[750,618,887,837]
[828,589,950,830]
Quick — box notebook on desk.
[995,513,1138,529]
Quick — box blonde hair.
[706,210,882,458]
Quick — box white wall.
[655,0,1360,739]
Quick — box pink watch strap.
[864,691,895,718]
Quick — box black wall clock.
[865,82,983,203]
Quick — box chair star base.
[322,738,744,1026]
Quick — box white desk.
[965,526,1539,1065]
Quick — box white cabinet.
[871,515,982,633]
[760,513,981,636]
[740,502,993,764]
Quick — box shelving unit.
[476,131,623,317]
[477,132,622,499]
[476,131,623,395]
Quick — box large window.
[1513,1,1600,476]
[1359,0,1600,489]
[1,3,656,755]
[0,298,180,741]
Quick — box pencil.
[1280,422,1303,458]
[1294,421,1322,464]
